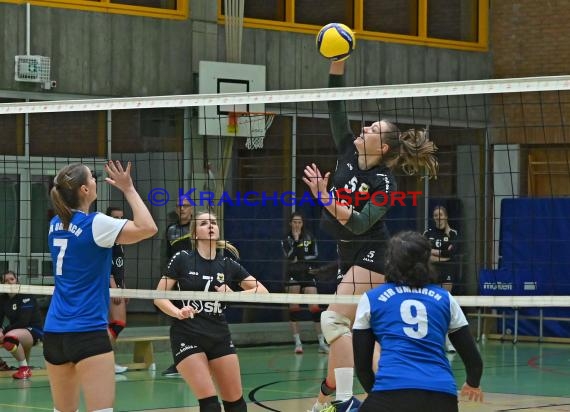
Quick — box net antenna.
[228,111,276,150]
[224,0,244,63]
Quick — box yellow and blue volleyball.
[316,23,356,61]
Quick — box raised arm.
[328,60,354,152]
[104,160,158,245]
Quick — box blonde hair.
[380,121,439,179]
[190,210,240,259]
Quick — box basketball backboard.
[198,61,266,137]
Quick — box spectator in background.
[423,205,460,353]
[0,270,44,379]
[423,206,460,293]
[281,212,329,355]
[106,206,129,374]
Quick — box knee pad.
[321,310,351,344]
[2,336,19,353]
[310,306,322,323]
[289,308,303,322]
[108,321,126,339]
[198,396,221,412]
[223,396,247,412]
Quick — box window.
[364,0,418,36]
[218,0,487,51]
[1,0,187,20]
[428,0,478,42]
[0,174,20,254]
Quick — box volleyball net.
[2,73,570,340]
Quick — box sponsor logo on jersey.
[190,300,223,314]
[188,271,199,276]
[358,183,370,193]
[22,298,30,303]
[216,273,225,283]
[347,163,353,170]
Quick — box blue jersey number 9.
[400,299,428,339]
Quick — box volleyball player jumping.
[303,60,438,412]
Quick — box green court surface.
[1,340,570,411]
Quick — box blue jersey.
[46,211,127,332]
[353,283,468,396]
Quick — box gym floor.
[1,340,570,411]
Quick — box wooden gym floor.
[0,340,569,411]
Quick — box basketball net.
[227,112,276,150]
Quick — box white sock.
[334,367,354,402]
[318,334,326,346]
[293,334,302,345]
[18,359,28,367]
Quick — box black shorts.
[170,329,236,365]
[432,260,458,284]
[285,271,317,289]
[360,389,458,412]
[112,275,125,288]
[43,330,113,365]
[337,240,386,281]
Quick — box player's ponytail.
[379,120,438,179]
[51,163,89,229]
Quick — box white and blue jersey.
[46,211,127,333]
[353,283,468,396]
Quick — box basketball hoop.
[227,111,276,150]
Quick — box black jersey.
[424,227,459,260]
[165,250,250,340]
[321,73,396,242]
[166,222,192,259]
[0,293,43,333]
[111,243,125,285]
[281,231,318,275]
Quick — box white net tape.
[1,284,570,307]
[2,76,570,115]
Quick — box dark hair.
[1,270,17,283]
[50,164,90,229]
[433,205,448,217]
[106,206,123,216]
[380,120,439,178]
[289,211,306,235]
[384,231,434,288]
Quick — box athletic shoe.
[12,366,32,380]
[307,400,331,412]
[295,344,304,354]
[318,343,330,354]
[321,396,362,412]
[114,364,128,374]
[161,364,180,377]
